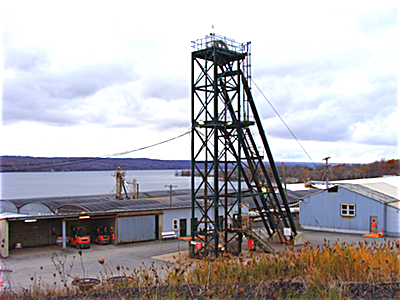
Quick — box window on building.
[341,204,356,217]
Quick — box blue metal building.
[299,183,400,237]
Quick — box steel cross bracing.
[190,35,296,258]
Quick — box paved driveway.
[2,238,188,290]
[1,230,398,290]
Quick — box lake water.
[0,170,191,199]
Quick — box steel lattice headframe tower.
[190,34,299,258]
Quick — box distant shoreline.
[0,156,192,173]
[0,155,324,173]
[1,156,397,183]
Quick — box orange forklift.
[92,225,111,245]
[70,226,91,249]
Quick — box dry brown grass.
[1,239,399,299]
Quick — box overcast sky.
[1,1,398,164]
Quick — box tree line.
[273,159,399,183]
[176,159,399,183]
[0,156,191,172]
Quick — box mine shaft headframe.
[190,34,298,259]
[190,34,254,258]
[191,33,250,54]
[191,33,252,82]
[191,33,253,124]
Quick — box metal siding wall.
[163,208,191,232]
[334,188,384,231]
[300,187,385,232]
[162,207,229,232]
[117,215,155,243]
[386,205,400,237]
[300,192,334,227]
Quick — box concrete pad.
[267,231,306,246]
[293,231,306,245]
[152,249,258,263]
[152,250,192,263]
[268,232,281,243]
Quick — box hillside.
[1,157,398,183]
[0,156,191,172]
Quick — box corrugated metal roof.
[0,212,30,219]
[337,184,398,204]
[360,182,398,199]
[242,189,308,209]
[3,193,181,214]
[1,187,309,215]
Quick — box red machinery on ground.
[70,226,90,249]
[92,225,115,245]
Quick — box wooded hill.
[0,156,191,172]
[1,156,398,183]
[272,158,399,183]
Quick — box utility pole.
[165,184,177,207]
[322,157,331,190]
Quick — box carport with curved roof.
[0,200,18,214]
[1,189,205,257]
[19,202,53,215]
[2,191,196,215]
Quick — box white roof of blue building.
[339,184,399,205]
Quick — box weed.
[2,239,399,299]
[50,252,75,294]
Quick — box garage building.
[0,189,238,257]
[299,180,400,237]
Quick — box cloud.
[351,109,398,146]
[1,1,397,163]
[3,47,50,72]
[252,12,397,149]
[356,6,397,36]
[67,82,190,131]
[143,75,189,101]
[260,69,397,147]
[2,22,189,130]
[2,60,137,126]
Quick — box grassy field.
[2,239,399,299]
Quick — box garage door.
[117,215,156,243]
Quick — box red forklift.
[70,226,91,249]
[92,225,114,245]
